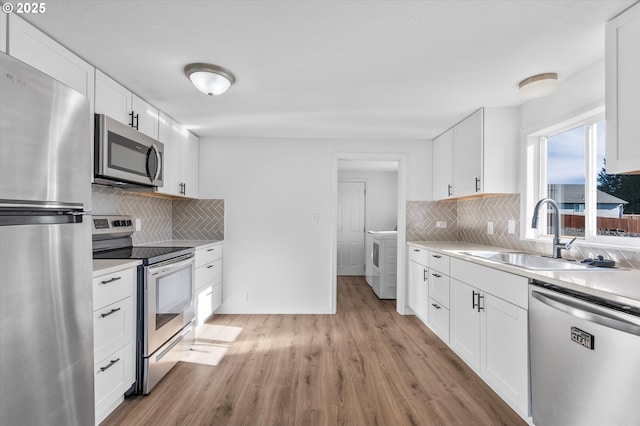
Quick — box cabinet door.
[409,261,428,323]
[95,70,132,126]
[432,128,454,200]
[182,131,199,198]
[449,279,481,371]
[157,112,181,196]
[1,12,7,53]
[606,3,640,174]
[481,293,529,415]
[131,94,159,139]
[453,109,483,197]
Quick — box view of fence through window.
[545,121,640,239]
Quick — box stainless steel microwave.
[94,114,163,187]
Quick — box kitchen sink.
[461,251,599,271]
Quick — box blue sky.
[547,121,607,184]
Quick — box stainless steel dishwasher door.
[529,283,640,426]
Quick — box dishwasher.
[529,280,640,426]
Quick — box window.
[529,114,640,244]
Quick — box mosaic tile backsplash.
[407,194,640,269]
[92,185,224,245]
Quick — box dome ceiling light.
[519,72,558,100]
[184,63,236,96]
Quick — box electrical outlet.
[487,221,494,235]
[135,218,141,232]
[436,221,447,229]
[508,220,516,234]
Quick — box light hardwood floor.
[103,276,526,425]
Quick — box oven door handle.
[148,255,194,276]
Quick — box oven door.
[144,254,195,357]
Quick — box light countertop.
[140,240,223,249]
[408,241,640,310]
[93,259,142,276]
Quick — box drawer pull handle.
[432,303,441,310]
[99,358,120,373]
[413,249,420,252]
[432,254,441,259]
[207,248,216,252]
[100,307,121,318]
[207,265,214,269]
[431,273,442,278]
[100,276,121,285]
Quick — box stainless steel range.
[92,215,195,394]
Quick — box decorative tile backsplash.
[173,199,224,240]
[91,185,224,245]
[407,194,640,269]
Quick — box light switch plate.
[436,221,447,229]
[487,221,494,235]
[508,219,516,234]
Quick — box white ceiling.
[24,0,635,140]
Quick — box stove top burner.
[93,246,194,265]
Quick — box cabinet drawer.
[429,252,450,274]
[94,344,131,416]
[195,259,222,288]
[93,267,135,309]
[428,298,450,343]
[195,244,222,268]
[94,297,133,363]
[408,246,429,266]
[428,270,450,308]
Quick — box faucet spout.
[531,197,570,259]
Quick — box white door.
[337,181,366,276]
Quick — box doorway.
[331,155,407,315]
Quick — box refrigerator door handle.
[532,290,640,336]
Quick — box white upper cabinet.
[453,109,483,197]
[157,112,199,198]
[606,2,640,174]
[95,70,159,140]
[0,12,7,53]
[432,128,454,200]
[7,14,95,100]
[432,107,519,200]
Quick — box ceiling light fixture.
[184,63,236,96]
[518,73,558,100]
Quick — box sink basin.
[461,251,598,271]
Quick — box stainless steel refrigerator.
[0,52,94,424]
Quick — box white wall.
[338,170,398,231]
[199,137,431,314]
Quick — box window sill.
[520,236,640,251]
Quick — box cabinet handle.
[99,358,120,373]
[447,184,452,197]
[206,264,214,269]
[472,290,478,310]
[100,307,121,318]
[129,111,135,128]
[207,248,216,252]
[475,177,480,192]
[432,303,441,310]
[477,293,485,312]
[412,249,420,252]
[432,254,441,259]
[100,276,121,285]
[423,268,428,282]
[182,182,186,195]
[129,111,139,130]
[431,273,441,278]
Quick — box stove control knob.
[126,220,132,226]
[112,220,121,227]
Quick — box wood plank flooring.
[103,276,526,425]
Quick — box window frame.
[524,108,638,248]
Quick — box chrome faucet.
[531,198,576,259]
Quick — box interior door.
[337,181,366,276]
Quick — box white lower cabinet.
[449,259,529,419]
[195,243,223,330]
[408,247,429,323]
[92,265,137,425]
